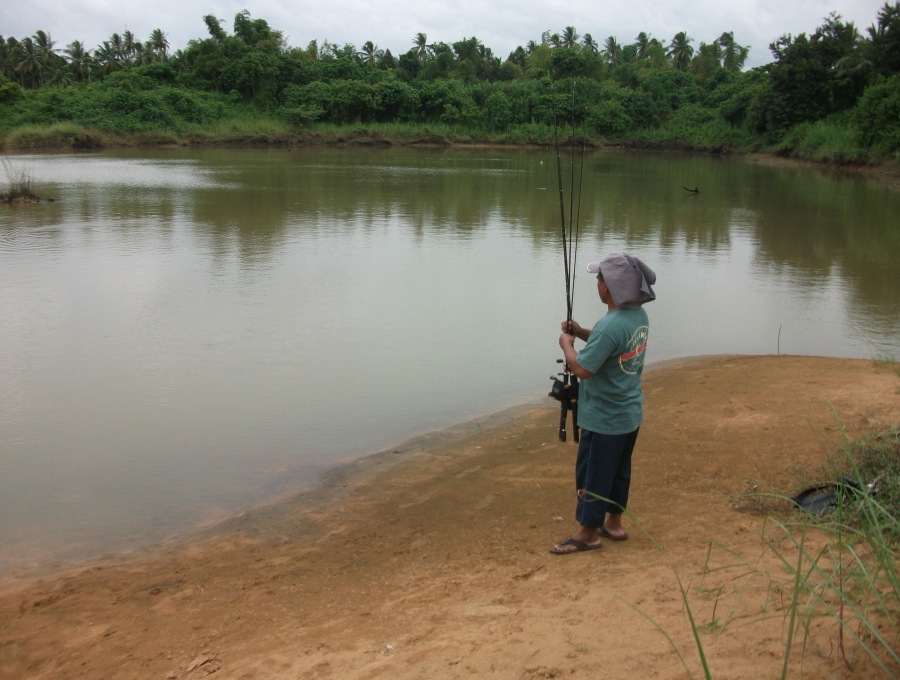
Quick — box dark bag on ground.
[790,477,866,515]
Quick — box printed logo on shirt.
[619,325,649,374]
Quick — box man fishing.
[549,252,657,555]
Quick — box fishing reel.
[549,360,579,443]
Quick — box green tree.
[204,15,228,43]
[358,41,383,67]
[864,2,900,77]
[668,31,694,71]
[719,32,749,71]
[16,37,44,87]
[412,32,430,64]
[483,91,512,130]
[64,40,91,82]
[94,41,123,76]
[855,71,900,152]
[149,29,169,61]
[561,26,579,49]
[603,36,622,66]
[634,32,651,59]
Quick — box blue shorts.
[574,428,640,528]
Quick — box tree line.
[0,4,898,158]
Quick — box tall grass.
[775,119,866,164]
[3,122,105,150]
[1,156,37,201]
[709,421,898,676]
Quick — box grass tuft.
[1,157,38,202]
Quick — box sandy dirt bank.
[0,355,897,679]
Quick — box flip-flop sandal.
[598,526,628,541]
[549,537,602,555]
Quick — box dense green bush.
[855,73,900,155]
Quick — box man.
[550,253,656,555]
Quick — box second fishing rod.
[548,79,587,443]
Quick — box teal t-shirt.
[575,307,649,435]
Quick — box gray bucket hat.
[586,253,656,309]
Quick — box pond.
[1,147,897,571]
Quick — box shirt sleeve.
[576,317,622,374]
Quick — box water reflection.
[0,148,897,571]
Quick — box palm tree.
[718,32,749,71]
[149,28,169,60]
[412,32,429,64]
[94,41,122,76]
[359,40,383,67]
[561,26,579,49]
[603,36,622,65]
[634,32,651,59]
[582,33,599,54]
[667,31,694,71]
[122,30,137,61]
[33,30,56,62]
[107,33,125,61]
[16,37,44,87]
[0,37,15,81]
[64,40,91,81]
[132,41,149,65]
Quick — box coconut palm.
[718,32,749,71]
[94,41,122,76]
[582,33,599,54]
[132,41,149,65]
[412,32,429,63]
[16,37,44,86]
[33,30,56,62]
[122,30,137,60]
[603,36,622,65]
[64,40,91,81]
[634,32,651,59]
[149,28,169,60]
[561,26,579,49]
[107,33,125,61]
[0,37,15,80]
[359,40,383,66]
[667,31,694,71]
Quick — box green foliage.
[641,69,704,113]
[704,70,767,129]
[855,72,900,155]
[483,91,512,131]
[585,84,661,136]
[0,76,24,104]
[418,80,479,125]
[2,6,898,161]
[776,117,865,163]
[843,425,900,541]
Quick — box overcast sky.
[2,0,890,70]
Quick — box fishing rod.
[548,79,585,443]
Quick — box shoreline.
[0,352,884,587]
[0,354,896,678]
[4,138,899,194]
[0,354,730,586]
